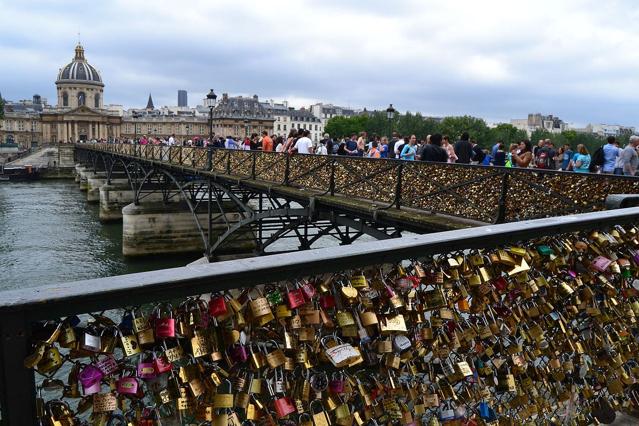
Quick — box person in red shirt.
[261,131,273,152]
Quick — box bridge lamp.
[243,119,249,138]
[205,89,217,143]
[386,104,396,137]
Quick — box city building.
[178,90,188,107]
[588,123,635,137]
[263,100,324,142]
[310,103,358,128]
[210,94,274,139]
[511,113,567,136]
[0,94,44,147]
[39,43,123,144]
[120,100,208,141]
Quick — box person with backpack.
[534,144,551,169]
[589,144,605,173]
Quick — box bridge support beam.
[122,202,253,257]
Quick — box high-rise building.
[178,90,188,107]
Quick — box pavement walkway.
[7,147,57,168]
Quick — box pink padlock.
[78,364,104,395]
[117,376,139,395]
[328,372,345,394]
[137,356,157,379]
[592,256,612,272]
[229,343,248,363]
[95,355,119,376]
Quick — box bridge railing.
[2,207,639,424]
[81,144,639,223]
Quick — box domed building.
[40,43,122,143]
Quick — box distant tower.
[146,93,154,110]
[178,90,188,107]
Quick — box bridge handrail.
[1,207,638,318]
[77,143,639,224]
[1,207,639,423]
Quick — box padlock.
[37,346,63,374]
[78,364,104,395]
[95,355,119,376]
[322,335,360,368]
[209,292,228,317]
[392,335,412,353]
[153,302,175,338]
[311,400,331,426]
[287,283,306,309]
[120,332,141,357]
[264,340,286,369]
[137,354,156,379]
[116,371,138,395]
[213,379,234,409]
[81,326,102,352]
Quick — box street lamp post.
[243,119,249,139]
[386,104,396,138]
[205,89,217,144]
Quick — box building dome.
[56,43,103,86]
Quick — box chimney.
[253,94,258,101]
[222,93,228,101]
[283,101,288,108]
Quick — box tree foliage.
[0,97,4,120]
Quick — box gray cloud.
[1,0,639,127]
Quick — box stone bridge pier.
[74,162,253,258]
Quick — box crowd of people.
[98,129,639,176]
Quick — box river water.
[0,180,196,291]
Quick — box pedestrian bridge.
[75,143,639,257]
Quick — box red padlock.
[153,303,175,339]
[153,351,172,374]
[208,292,228,317]
[319,294,336,309]
[287,285,306,309]
[301,280,317,301]
[274,396,296,418]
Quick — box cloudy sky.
[2,0,639,127]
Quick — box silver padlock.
[392,335,411,353]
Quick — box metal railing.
[1,207,639,423]
[80,144,639,224]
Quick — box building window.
[283,125,287,131]
[78,92,86,106]
[277,124,281,131]
[315,125,318,131]
[63,92,69,107]
[94,94,100,108]
[18,121,25,131]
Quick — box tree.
[0,97,4,120]
[439,116,491,146]
[489,123,527,147]
[325,115,369,139]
